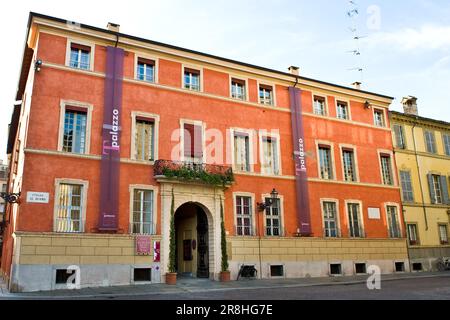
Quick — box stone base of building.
[6,232,410,292]
[408,246,450,272]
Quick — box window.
[231,79,246,100]
[63,108,87,154]
[380,154,393,185]
[342,149,357,182]
[323,202,338,238]
[407,224,419,246]
[236,196,253,236]
[318,145,333,180]
[443,134,450,156]
[184,68,200,91]
[330,264,342,275]
[1,183,6,193]
[347,203,363,238]
[183,123,203,163]
[313,96,326,116]
[56,183,84,233]
[412,263,423,271]
[336,101,349,120]
[400,171,414,202]
[261,137,279,175]
[134,268,151,282]
[428,174,449,205]
[265,198,281,236]
[355,263,367,274]
[69,43,91,70]
[373,109,385,127]
[393,124,406,149]
[387,206,401,238]
[270,265,284,277]
[131,189,154,235]
[136,58,155,82]
[55,269,77,285]
[233,133,250,172]
[424,131,437,154]
[395,262,405,272]
[259,85,274,105]
[439,224,449,245]
[135,118,155,161]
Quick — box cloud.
[367,25,450,51]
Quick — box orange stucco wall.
[3,30,403,277]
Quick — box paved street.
[1,272,450,300]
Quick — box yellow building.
[390,96,450,271]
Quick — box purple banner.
[99,46,124,231]
[289,87,312,236]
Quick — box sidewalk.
[1,272,450,299]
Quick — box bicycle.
[436,257,450,271]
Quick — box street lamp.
[0,192,21,204]
[257,188,279,212]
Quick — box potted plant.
[219,197,231,282]
[166,189,177,285]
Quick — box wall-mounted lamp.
[35,59,43,72]
[0,192,21,204]
[257,188,279,212]
[364,101,372,109]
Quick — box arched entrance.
[174,202,209,278]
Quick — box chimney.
[352,81,361,90]
[107,22,120,33]
[401,96,418,116]
[288,66,300,76]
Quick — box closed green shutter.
[428,174,436,204]
[440,176,450,205]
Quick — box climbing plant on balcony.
[161,165,234,186]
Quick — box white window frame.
[229,76,249,101]
[229,128,256,173]
[373,108,387,127]
[335,98,352,121]
[180,119,206,163]
[312,93,329,116]
[320,198,341,238]
[257,81,277,106]
[339,144,360,182]
[378,149,397,186]
[438,224,449,245]
[315,140,337,181]
[233,192,256,237]
[53,178,89,233]
[129,184,158,235]
[65,39,95,72]
[130,111,160,162]
[58,99,93,154]
[259,130,282,176]
[262,193,285,237]
[384,202,402,239]
[134,54,159,83]
[182,65,203,92]
[345,200,365,238]
[407,223,419,245]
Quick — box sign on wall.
[136,236,152,255]
[368,208,381,220]
[26,192,49,204]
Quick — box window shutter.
[428,174,436,204]
[440,175,450,205]
[184,124,194,157]
[193,125,202,158]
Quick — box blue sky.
[1,0,450,162]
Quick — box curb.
[2,273,450,299]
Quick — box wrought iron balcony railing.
[154,160,234,186]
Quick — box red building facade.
[1,13,408,292]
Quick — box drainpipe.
[412,119,429,230]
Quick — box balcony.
[154,160,234,186]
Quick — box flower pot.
[220,271,231,282]
[166,272,177,285]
